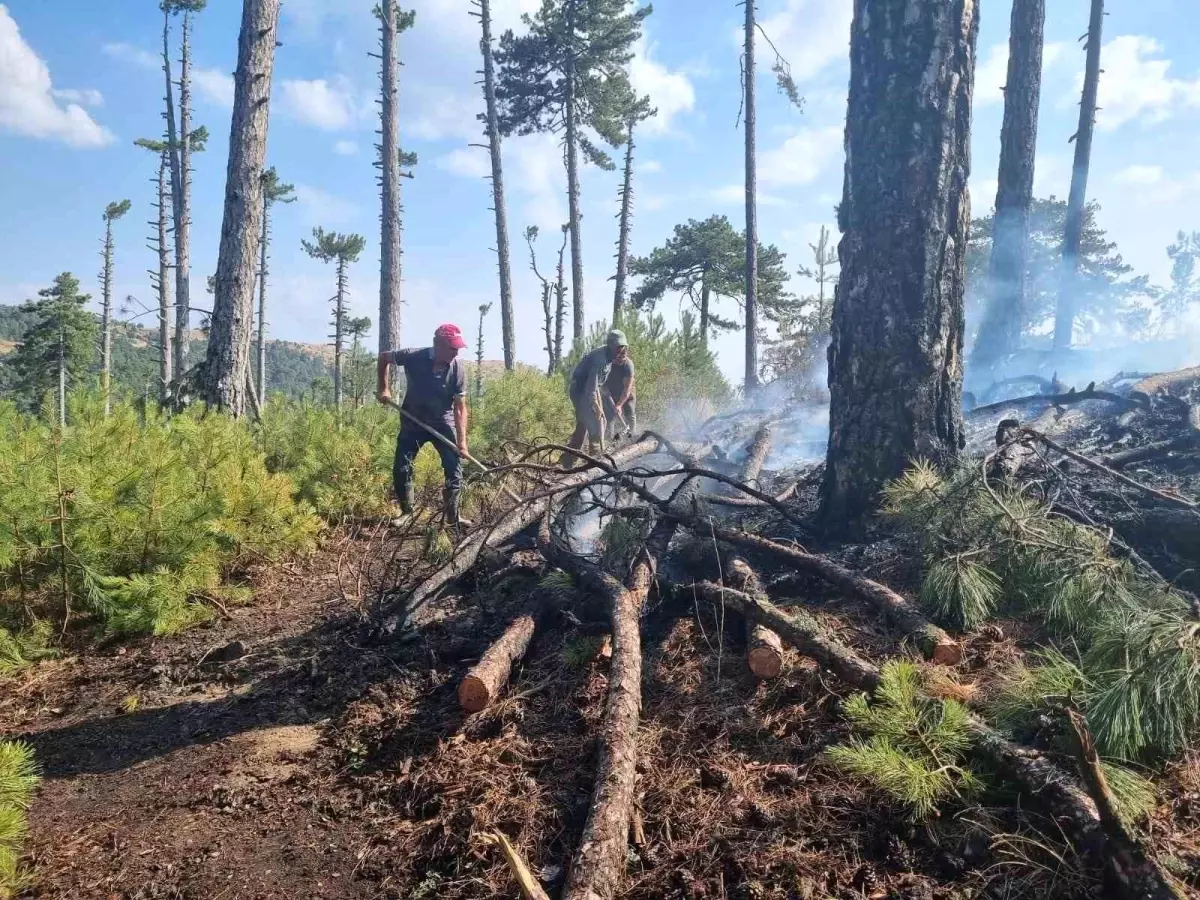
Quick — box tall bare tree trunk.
[973,0,1045,368]
[58,324,66,429]
[379,0,403,368]
[564,3,584,348]
[162,8,185,380]
[612,124,635,326]
[820,0,977,534]
[333,257,347,410]
[175,9,194,376]
[156,153,174,403]
[555,228,568,368]
[1055,0,1103,351]
[256,193,270,399]
[100,216,115,417]
[476,0,516,370]
[202,0,281,416]
[700,279,711,347]
[743,0,759,395]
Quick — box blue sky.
[1,0,1198,380]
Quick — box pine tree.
[472,0,516,370]
[612,98,656,325]
[1055,0,1104,351]
[1162,231,1200,330]
[377,1,415,374]
[99,200,132,417]
[135,138,176,402]
[475,301,492,401]
[203,0,282,416]
[524,225,556,374]
[972,0,1045,368]
[762,225,838,392]
[495,0,651,347]
[10,274,97,425]
[302,227,367,412]
[820,0,977,533]
[257,167,296,399]
[742,0,759,395]
[343,316,373,407]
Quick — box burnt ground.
[8,378,1200,899]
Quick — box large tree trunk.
[699,279,710,347]
[612,125,636,325]
[478,0,516,370]
[156,152,174,403]
[743,0,759,395]
[175,10,194,377]
[202,0,281,416]
[564,8,584,349]
[333,258,346,410]
[379,0,403,366]
[100,217,114,417]
[161,8,185,379]
[973,0,1045,368]
[820,0,976,533]
[1054,0,1104,351]
[256,197,270,399]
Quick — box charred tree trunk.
[820,0,976,533]
[256,194,270,400]
[161,7,186,378]
[973,0,1045,368]
[1054,0,1104,351]
[458,614,537,712]
[476,0,516,370]
[743,0,759,395]
[333,257,347,411]
[612,124,636,325]
[202,0,281,416]
[155,153,174,402]
[176,10,194,376]
[564,7,584,349]
[100,216,115,417]
[379,0,403,368]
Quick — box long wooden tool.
[380,398,523,504]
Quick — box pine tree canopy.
[262,167,297,205]
[103,200,132,223]
[161,0,207,14]
[494,0,652,168]
[302,227,367,265]
[7,273,97,415]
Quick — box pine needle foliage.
[827,661,982,819]
[0,740,38,899]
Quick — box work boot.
[398,481,415,515]
[442,486,472,528]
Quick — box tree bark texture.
[554,232,567,368]
[256,197,270,399]
[1054,0,1104,351]
[379,0,403,364]
[564,7,584,349]
[973,0,1045,367]
[743,0,759,395]
[203,0,281,416]
[156,152,174,403]
[175,10,194,377]
[100,217,114,417]
[478,0,516,370]
[57,325,66,428]
[699,280,711,347]
[458,613,537,712]
[820,0,977,532]
[740,421,772,487]
[725,556,784,679]
[162,8,186,378]
[612,126,635,325]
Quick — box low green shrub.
[0,740,38,899]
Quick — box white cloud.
[102,41,158,69]
[508,133,566,230]
[1072,36,1200,130]
[975,40,1066,107]
[749,0,853,83]
[193,67,233,108]
[642,159,662,174]
[333,139,359,156]
[437,146,491,179]
[294,183,362,225]
[709,183,787,207]
[1108,165,1200,205]
[629,37,695,136]
[1113,164,1165,187]
[409,83,481,141]
[0,5,114,147]
[280,76,369,131]
[759,124,843,188]
[52,87,103,107]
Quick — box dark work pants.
[393,421,463,508]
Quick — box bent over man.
[602,351,636,442]
[377,323,470,525]
[566,329,631,461]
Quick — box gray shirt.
[604,357,635,402]
[570,346,615,401]
[389,347,465,426]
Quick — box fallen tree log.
[540,477,698,900]
[700,479,801,508]
[739,422,773,487]
[680,580,1182,900]
[458,614,538,713]
[725,556,784,679]
[968,383,1141,417]
[380,437,661,635]
[1101,405,1200,469]
[1133,366,1200,397]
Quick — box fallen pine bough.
[968,382,1143,417]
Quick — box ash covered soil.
[8,373,1200,899]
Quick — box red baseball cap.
[434,323,467,349]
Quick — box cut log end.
[457,614,537,713]
[747,624,784,678]
[458,676,492,713]
[929,637,964,666]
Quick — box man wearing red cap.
[377,323,470,525]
